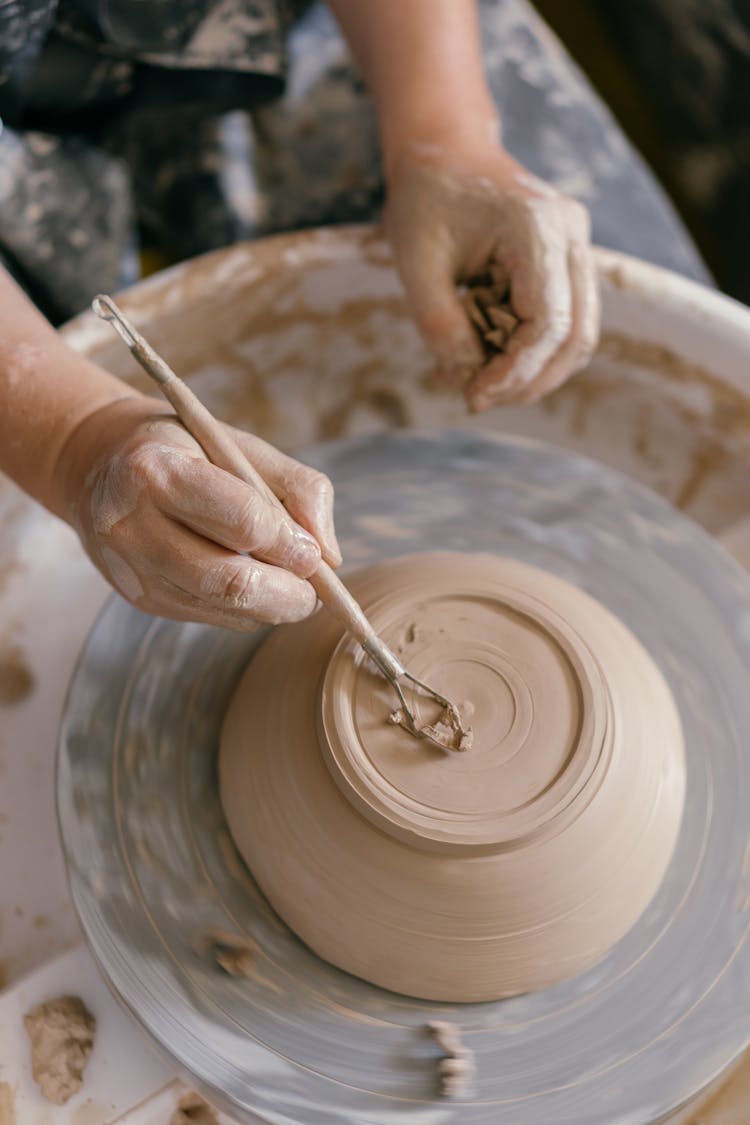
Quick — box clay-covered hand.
[54,396,341,629]
[386,145,600,410]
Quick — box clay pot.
[220,552,685,1001]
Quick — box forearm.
[326,0,498,174]
[0,269,139,516]
[328,3,598,409]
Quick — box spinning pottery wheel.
[58,429,750,1125]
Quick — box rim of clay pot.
[317,563,612,855]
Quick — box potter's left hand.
[386,145,600,411]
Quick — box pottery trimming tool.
[92,295,471,753]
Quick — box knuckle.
[526,194,564,232]
[284,463,333,510]
[565,199,591,238]
[233,492,271,548]
[211,561,263,610]
[89,452,143,537]
[126,442,168,490]
[299,466,333,502]
[546,306,573,348]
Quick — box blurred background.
[535,0,750,304]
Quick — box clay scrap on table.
[462,268,519,361]
[169,1091,220,1124]
[23,995,95,1105]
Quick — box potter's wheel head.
[58,432,750,1125]
[220,551,685,1001]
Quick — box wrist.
[381,97,501,183]
[48,391,159,525]
[0,339,138,517]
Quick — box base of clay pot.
[220,552,685,1001]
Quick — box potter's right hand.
[54,395,341,630]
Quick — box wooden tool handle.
[91,295,401,672]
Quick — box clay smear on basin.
[220,552,685,1001]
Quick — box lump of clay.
[24,995,95,1105]
[428,1021,475,1098]
[220,552,685,1002]
[461,268,519,361]
[193,927,255,977]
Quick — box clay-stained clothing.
[0,0,304,319]
[0,0,710,323]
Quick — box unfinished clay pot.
[220,551,685,1001]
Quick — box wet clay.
[220,552,686,1001]
[428,1021,475,1098]
[23,996,95,1105]
[193,928,255,977]
[461,269,519,365]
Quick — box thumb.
[396,236,485,386]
